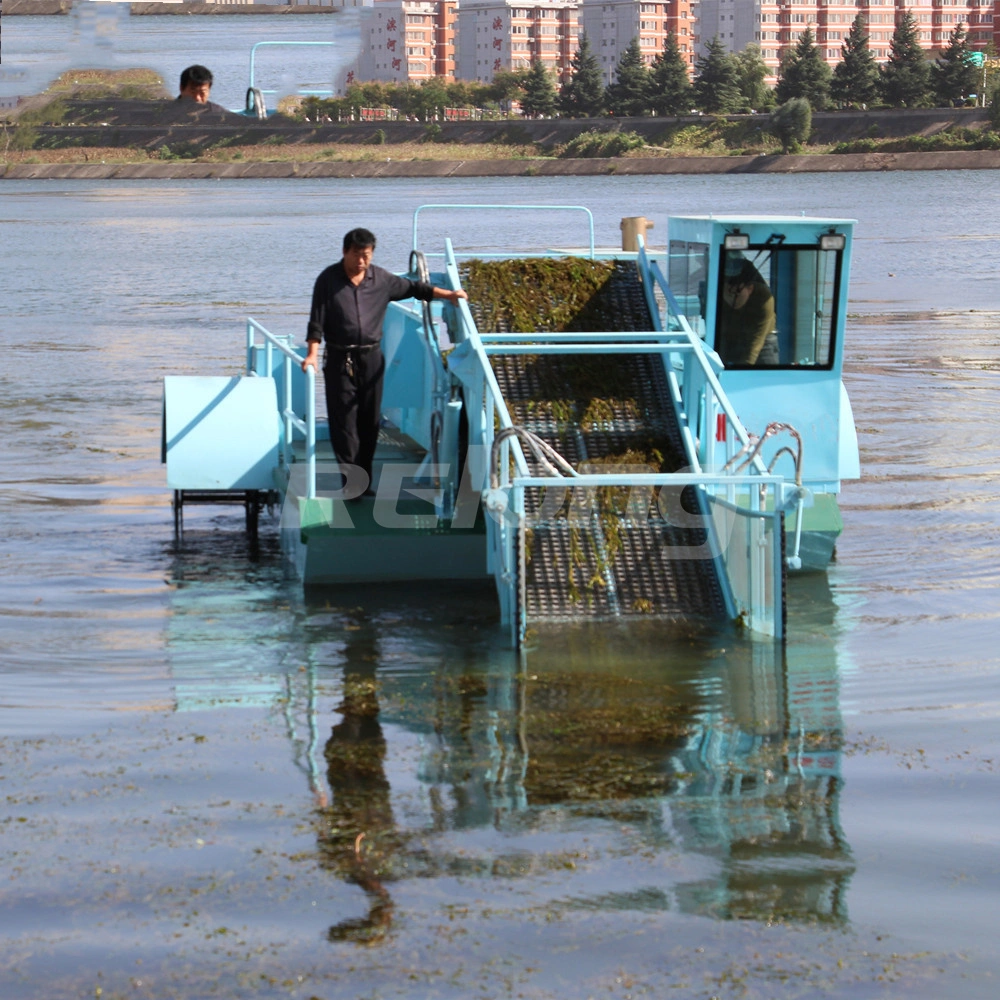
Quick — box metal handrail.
[247,41,336,99]
[414,204,596,260]
[637,238,770,479]
[246,317,316,500]
[408,248,451,494]
[443,235,787,642]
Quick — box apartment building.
[344,0,457,85]
[693,0,994,80]
[455,0,579,83]
[580,0,695,81]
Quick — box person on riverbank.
[176,65,226,112]
[302,228,467,498]
[716,254,779,366]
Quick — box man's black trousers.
[323,345,385,488]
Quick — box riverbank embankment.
[4,148,999,178]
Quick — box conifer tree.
[649,30,693,116]
[881,10,931,107]
[520,60,558,117]
[559,34,605,117]
[932,23,979,106]
[733,43,774,112]
[831,14,881,108]
[606,38,651,117]
[775,28,832,110]
[693,35,742,114]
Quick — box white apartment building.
[692,0,995,81]
[456,0,579,83]
[327,0,700,88]
[335,0,456,89]
[580,0,694,82]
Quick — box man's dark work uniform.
[307,263,435,486]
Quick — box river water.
[3,11,361,110]
[1,169,999,997]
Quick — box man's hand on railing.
[434,287,468,305]
[301,342,320,373]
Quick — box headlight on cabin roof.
[819,232,846,251]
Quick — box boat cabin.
[665,214,860,498]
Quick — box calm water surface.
[4,11,360,110]
[1,172,999,999]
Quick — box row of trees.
[775,15,982,110]
[558,16,987,118]
[302,17,989,124]
[302,72,536,122]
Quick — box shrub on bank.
[831,126,1000,153]
[770,98,813,153]
[558,129,647,157]
[46,69,168,100]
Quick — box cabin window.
[668,240,710,338]
[714,244,841,369]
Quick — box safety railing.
[443,246,788,643]
[407,250,450,491]
[442,228,801,643]
[246,317,316,500]
[637,236,772,479]
[413,204,596,262]
[247,41,336,102]
[637,237,808,568]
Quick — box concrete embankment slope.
[3,149,1000,179]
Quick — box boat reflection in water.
[166,537,852,943]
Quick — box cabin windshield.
[714,244,841,370]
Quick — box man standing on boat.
[302,228,467,497]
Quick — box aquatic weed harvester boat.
[162,205,859,648]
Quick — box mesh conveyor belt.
[463,261,727,623]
